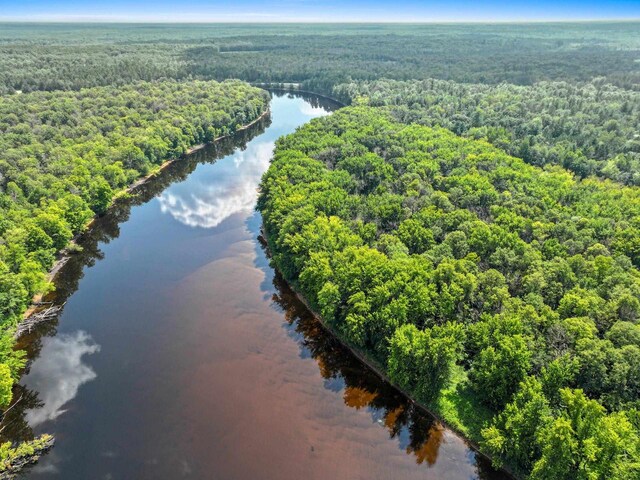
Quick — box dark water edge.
[1,92,509,480]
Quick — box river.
[2,92,509,480]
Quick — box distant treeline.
[1,23,639,95]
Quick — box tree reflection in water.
[269,270,509,478]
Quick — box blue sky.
[1,0,639,22]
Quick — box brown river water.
[1,92,510,480]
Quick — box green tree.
[482,376,551,473]
[470,333,531,409]
[388,323,464,402]
[531,389,640,480]
[0,364,13,409]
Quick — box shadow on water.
[253,229,511,480]
[0,114,271,444]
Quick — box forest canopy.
[258,106,640,478]
[333,78,640,185]
[1,22,639,95]
[2,20,640,478]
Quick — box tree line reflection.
[0,91,341,449]
[269,270,509,479]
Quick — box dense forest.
[1,23,639,95]
[2,21,640,478]
[258,107,640,478]
[0,79,268,466]
[333,79,640,185]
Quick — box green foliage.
[258,106,640,476]
[0,78,267,289]
[0,434,54,473]
[530,389,640,480]
[469,333,532,410]
[481,377,552,473]
[607,321,640,348]
[575,337,640,410]
[2,20,640,476]
[388,323,465,402]
[1,23,639,95]
[0,363,13,409]
[334,78,640,185]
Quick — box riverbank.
[20,106,270,325]
[7,103,271,477]
[251,83,347,107]
[8,93,408,479]
[124,107,271,195]
[259,228,517,479]
[0,435,54,478]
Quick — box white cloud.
[300,103,332,118]
[157,141,275,229]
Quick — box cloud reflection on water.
[299,102,332,118]
[24,331,100,427]
[157,140,275,229]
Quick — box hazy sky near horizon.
[1,0,639,22]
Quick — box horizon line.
[1,18,639,24]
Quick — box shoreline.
[20,107,270,322]
[259,228,517,480]
[124,106,271,194]
[252,83,347,108]
[7,103,273,475]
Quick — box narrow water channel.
[3,92,509,480]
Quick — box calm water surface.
[2,92,509,480]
